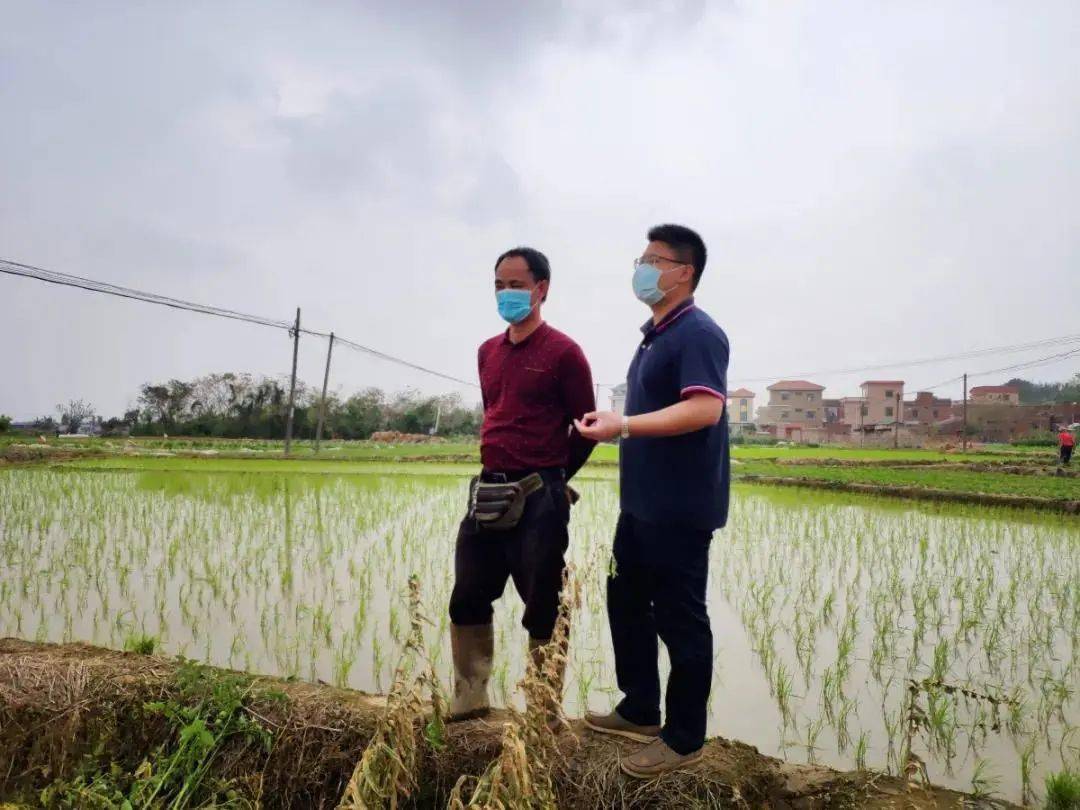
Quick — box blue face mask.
[496,289,535,324]
[632,262,674,305]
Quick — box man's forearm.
[627,396,725,438]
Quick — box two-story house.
[756,380,826,430]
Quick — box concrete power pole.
[962,373,968,453]
[894,391,901,449]
[284,308,301,456]
[314,332,335,454]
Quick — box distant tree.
[100,417,131,436]
[33,416,58,433]
[435,393,483,436]
[122,372,481,440]
[0,414,11,433]
[339,388,387,439]
[56,399,96,433]
[1007,374,1080,404]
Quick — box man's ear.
[538,280,549,302]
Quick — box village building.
[756,380,825,438]
[969,385,1020,405]
[728,388,756,432]
[904,391,953,426]
[610,383,627,417]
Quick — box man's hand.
[574,411,621,442]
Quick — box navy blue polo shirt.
[620,298,730,531]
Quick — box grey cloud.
[276,82,523,219]
[2,2,1079,420]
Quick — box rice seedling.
[1043,768,1080,810]
[0,464,1076,804]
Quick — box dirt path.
[0,639,1018,808]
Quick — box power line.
[730,331,1080,385]
[6,256,1075,396]
[912,346,1080,393]
[2,257,479,388]
[1,258,294,331]
[333,336,478,388]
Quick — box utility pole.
[894,391,901,449]
[284,308,301,456]
[432,401,442,436]
[314,331,335,454]
[962,373,968,453]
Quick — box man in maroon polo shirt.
[447,246,596,722]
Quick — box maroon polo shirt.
[478,322,596,474]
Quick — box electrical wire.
[2,257,479,388]
[1,258,294,331]
[5,256,1075,395]
[731,332,1080,385]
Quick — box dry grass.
[339,575,445,809]
[0,634,1023,809]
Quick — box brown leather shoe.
[583,708,660,743]
[620,738,703,779]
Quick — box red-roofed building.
[970,385,1020,406]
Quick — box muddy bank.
[0,639,1015,808]
[736,474,1080,514]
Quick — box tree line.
[1005,374,1080,405]
[7,373,482,439]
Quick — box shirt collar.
[640,297,695,337]
[502,320,548,347]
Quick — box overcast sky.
[3,1,1079,420]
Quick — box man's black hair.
[648,224,707,290]
[494,246,551,301]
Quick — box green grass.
[10,436,1070,501]
[737,459,1080,500]
[53,455,620,481]
[1044,769,1080,810]
[731,445,1035,462]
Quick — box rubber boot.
[527,635,568,730]
[447,623,493,722]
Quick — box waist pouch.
[468,472,545,531]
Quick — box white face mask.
[632,261,683,305]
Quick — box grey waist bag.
[468,472,545,531]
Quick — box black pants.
[1062,445,1073,465]
[449,469,570,640]
[608,511,713,755]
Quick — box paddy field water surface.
[0,461,1076,805]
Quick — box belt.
[481,467,565,484]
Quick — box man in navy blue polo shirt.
[575,224,729,778]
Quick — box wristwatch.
[621,415,631,440]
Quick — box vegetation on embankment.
[736,459,1080,502]
[0,639,1017,809]
[5,436,1076,511]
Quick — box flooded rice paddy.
[0,465,1076,804]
